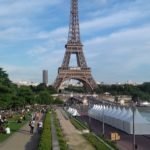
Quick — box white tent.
[88,105,150,135]
[123,109,150,135]
[109,106,118,127]
[67,107,80,116]
[96,105,102,121]
[72,109,80,116]
[104,105,113,124]
[115,107,128,130]
[113,107,122,128]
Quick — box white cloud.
[0,0,63,41]
[37,27,67,40]
[91,0,108,5]
[83,24,150,82]
[1,64,41,82]
[28,47,49,56]
[0,0,61,16]
[1,0,150,83]
[81,10,147,34]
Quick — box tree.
[53,98,64,105]
[17,86,34,105]
[47,85,57,94]
[37,91,53,105]
[35,83,47,93]
[0,68,11,86]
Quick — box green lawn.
[0,114,30,143]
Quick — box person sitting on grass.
[5,125,11,134]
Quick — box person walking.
[37,120,43,134]
[29,119,35,134]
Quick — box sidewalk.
[0,113,43,150]
[56,108,94,150]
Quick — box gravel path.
[56,108,94,150]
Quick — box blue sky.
[0,0,150,84]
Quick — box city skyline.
[0,0,150,84]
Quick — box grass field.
[0,113,30,143]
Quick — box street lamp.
[102,100,105,137]
[88,99,92,131]
[132,102,136,150]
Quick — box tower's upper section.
[67,0,81,45]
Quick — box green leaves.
[0,67,60,109]
[96,84,150,101]
[0,68,11,86]
[37,91,53,105]
[38,112,52,150]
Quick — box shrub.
[70,117,118,150]
[70,117,86,130]
[83,133,109,150]
[38,112,52,150]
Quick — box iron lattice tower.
[53,0,97,91]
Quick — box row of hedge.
[70,116,118,150]
[70,117,87,131]
[53,111,68,150]
[76,118,118,149]
[38,112,52,150]
[99,135,119,150]
[83,133,110,150]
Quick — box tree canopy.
[0,68,59,110]
[96,83,150,101]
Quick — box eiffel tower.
[53,0,97,91]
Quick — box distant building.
[43,70,48,85]
[14,81,39,86]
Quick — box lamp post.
[132,103,136,150]
[102,100,105,137]
[88,99,92,131]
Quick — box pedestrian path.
[0,113,43,150]
[56,108,94,150]
[51,114,60,150]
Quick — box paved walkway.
[51,114,60,150]
[0,113,43,150]
[56,108,94,150]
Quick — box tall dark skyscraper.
[43,70,48,85]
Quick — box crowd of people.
[28,109,46,134]
[0,106,47,136]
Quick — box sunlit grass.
[0,114,30,143]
